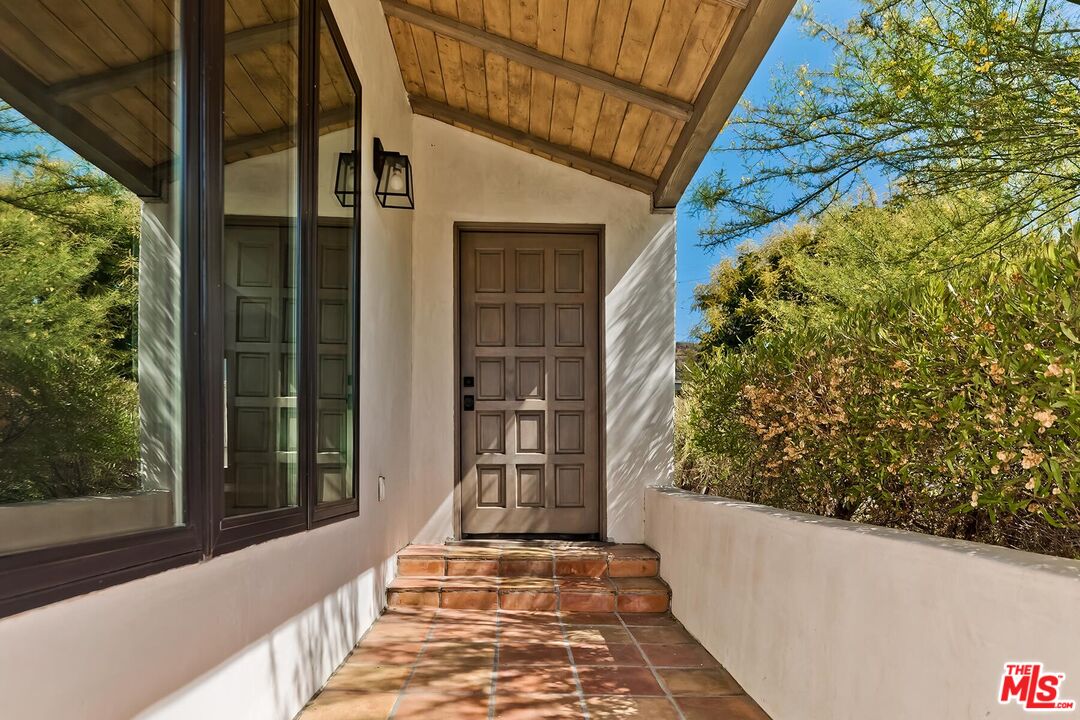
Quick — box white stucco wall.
[645,486,1080,720]
[0,1,415,718]
[408,116,676,544]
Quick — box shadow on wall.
[604,222,677,541]
[111,529,394,720]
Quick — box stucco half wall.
[408,116,676,545]
[645,486,1080,720]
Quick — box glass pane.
[316,14,356,503]
[222,3,300,516]
[0,0,184,552]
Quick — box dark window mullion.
[299,0,320,526]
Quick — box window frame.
[0,0,363,618]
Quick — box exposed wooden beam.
[0,48,158,198]
[50,20,296,105]
[409,95,657,194]
[652,0,795,209]
[224,105,355,159]
[382,0,693,122]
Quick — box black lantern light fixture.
[334,151,357,208]
[372,137,414,209]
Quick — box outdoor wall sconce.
[334,151,357,208]
[372,137,414,210]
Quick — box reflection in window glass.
[0,0,184,552]
[222,4,300,516]
[316,14,357,504]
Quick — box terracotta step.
[386,574,670,613]
[396,543,659,579]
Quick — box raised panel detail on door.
[555,465,585,507]
[555,305,584,347]
[476,412,505,454]
[555,250,584,292]
[516,358,545,400]
[516,411,544,453]
[555,411,584,454]
[460,230,601,535]
[477,466,506,507]
[477,358,505,400]
[476,250,505,292]
[515,250,544,292]
[555,358,584,400]
[476,305,505,346]
[515,304,545,346]
[517,465,544,507]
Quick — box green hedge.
[678,229,1080,557]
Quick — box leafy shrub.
[678,228,1080,558]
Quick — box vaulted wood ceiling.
[0,0,353,198]
[382,0,794,208]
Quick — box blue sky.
[674,0,864,340]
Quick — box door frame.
[453,222,608,540]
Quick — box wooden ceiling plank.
[590,96,629,161]
[534,0,565,142]
[653,0,795,208]
[224,103,353,160]
[528,67,554,140]
[651,118,683,176]
[224,54,286,134]
[506,58,531,132]
[509,0,539,47]
[639,0,698,95]
[50,20,296,104]
[410,94,656,193]
[536,0,566,57]
[548,76,578,146]
[568,85,603,153]
[120,0,180,52]
[562,0,598,65]
[435,35,470,110]
[0,47,157,196]
[481,0,511,38]
[610,103,651,167]
[11,2,109,81]
[456,0,490,116]
[382,0,692,121]
[387,16,427,95]
[232,47,298,131]
[662,1,725,99]
[484,51,510,124]
[630,110,674,176]
[432,0,469,112]
[588,0,631,75]
[410,17,449,104]
[612,0,664,84]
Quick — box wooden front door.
[459,230,601,536]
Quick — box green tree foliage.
[0,104,142,503]
[691,0,1080,254]
[679,225,1080,557]
[692,193,1015,349]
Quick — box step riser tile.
[555,558,608,578]
[398,558,445,576]
[447,559,499,576]
[609,558,659,577]
[442,591,499,610]
[388,590,440,608]
[500,592,559,611]
[617,594,670,613]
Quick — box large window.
[0,0,360,617]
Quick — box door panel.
[460,231,601,535]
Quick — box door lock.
[463,395,475,411]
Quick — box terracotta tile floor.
[298,607,770,719]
